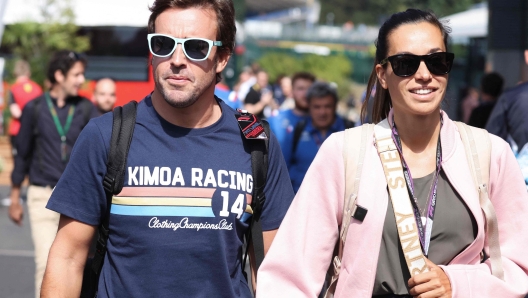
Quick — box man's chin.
[67,90,80,97]
[163,95,198,109]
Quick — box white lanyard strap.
[374,119,430,276]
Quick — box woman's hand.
[408,258,452,298]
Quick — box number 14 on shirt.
[219,191,245,219]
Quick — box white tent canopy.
[441,3,488,43]
[3,0,155,27]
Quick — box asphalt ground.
[0,186,34,298]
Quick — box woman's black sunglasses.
[380,52,455,77]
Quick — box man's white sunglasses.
[147,34,222,61]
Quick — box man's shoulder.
[22,94,45,110]
[501,82,528,101]
[71,95,92,104]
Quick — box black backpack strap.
[91,101,137,283]
[292,119,306,156]
[242,119,270,276]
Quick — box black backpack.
[81,101,270,297]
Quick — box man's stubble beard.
[155,59,218,109]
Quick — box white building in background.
[441,3,488,44]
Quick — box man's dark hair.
[291,72,316,87]
[148,0,236,84]
[46,50,87,85]
[481,72,504,99]
[307,81,338,104]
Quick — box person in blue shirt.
[282,81,353,193]
[267,72,316,149]
[41,1,294,297]
[215,79,243,110]
[486,67,528,149]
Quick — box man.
[6,60,43,156]
[92,77,117,114]
[468,72,504,128]
[277,75,294,110]
[214,77,242,110]
[237,65,256,103]
[267,71,316,148]
[282,82,351,193]
[244,69,278,119]
[8,50,98,298]
[486,50,528,148]
[41,1,293,297]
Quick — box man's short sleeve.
[259,131,294,231]
[46,119,109,226]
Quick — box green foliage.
[257,51,353,99]
[319,0,484,25]
[232,0,246,21]
[2,0,90,86]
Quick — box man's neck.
[49,87,68,108]
[151,89,221,128]
[392,108,441,154]
[15,76,29,83]
[316,128,329,138]
[292,107,307,117]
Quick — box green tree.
[257,51,353,99]
[2,0,90,86]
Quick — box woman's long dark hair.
[361,9,451,123]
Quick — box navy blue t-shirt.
[47,96,294,297]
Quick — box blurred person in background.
[468,72,503,129]
[215,78,243,110]
[6,60,43,156]
[92,77,117,114]
[244,69,278,118]
[486,49,528,149]
[278,75,294,110]
[267,71,316,148]
[1,60,43,208]
[281,81,353,193]
[8,50,98,298]
[272,74,287,107]
[237,65,256,102]
[460,86,479,124]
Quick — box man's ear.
[524,50,528,66]
[54,70,65,84]
[376,64,388,89]
[215,50,230,74]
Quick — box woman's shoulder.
[325,125,372,148]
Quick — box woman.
[256,9,528,298]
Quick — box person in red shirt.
[8,60,43,155]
